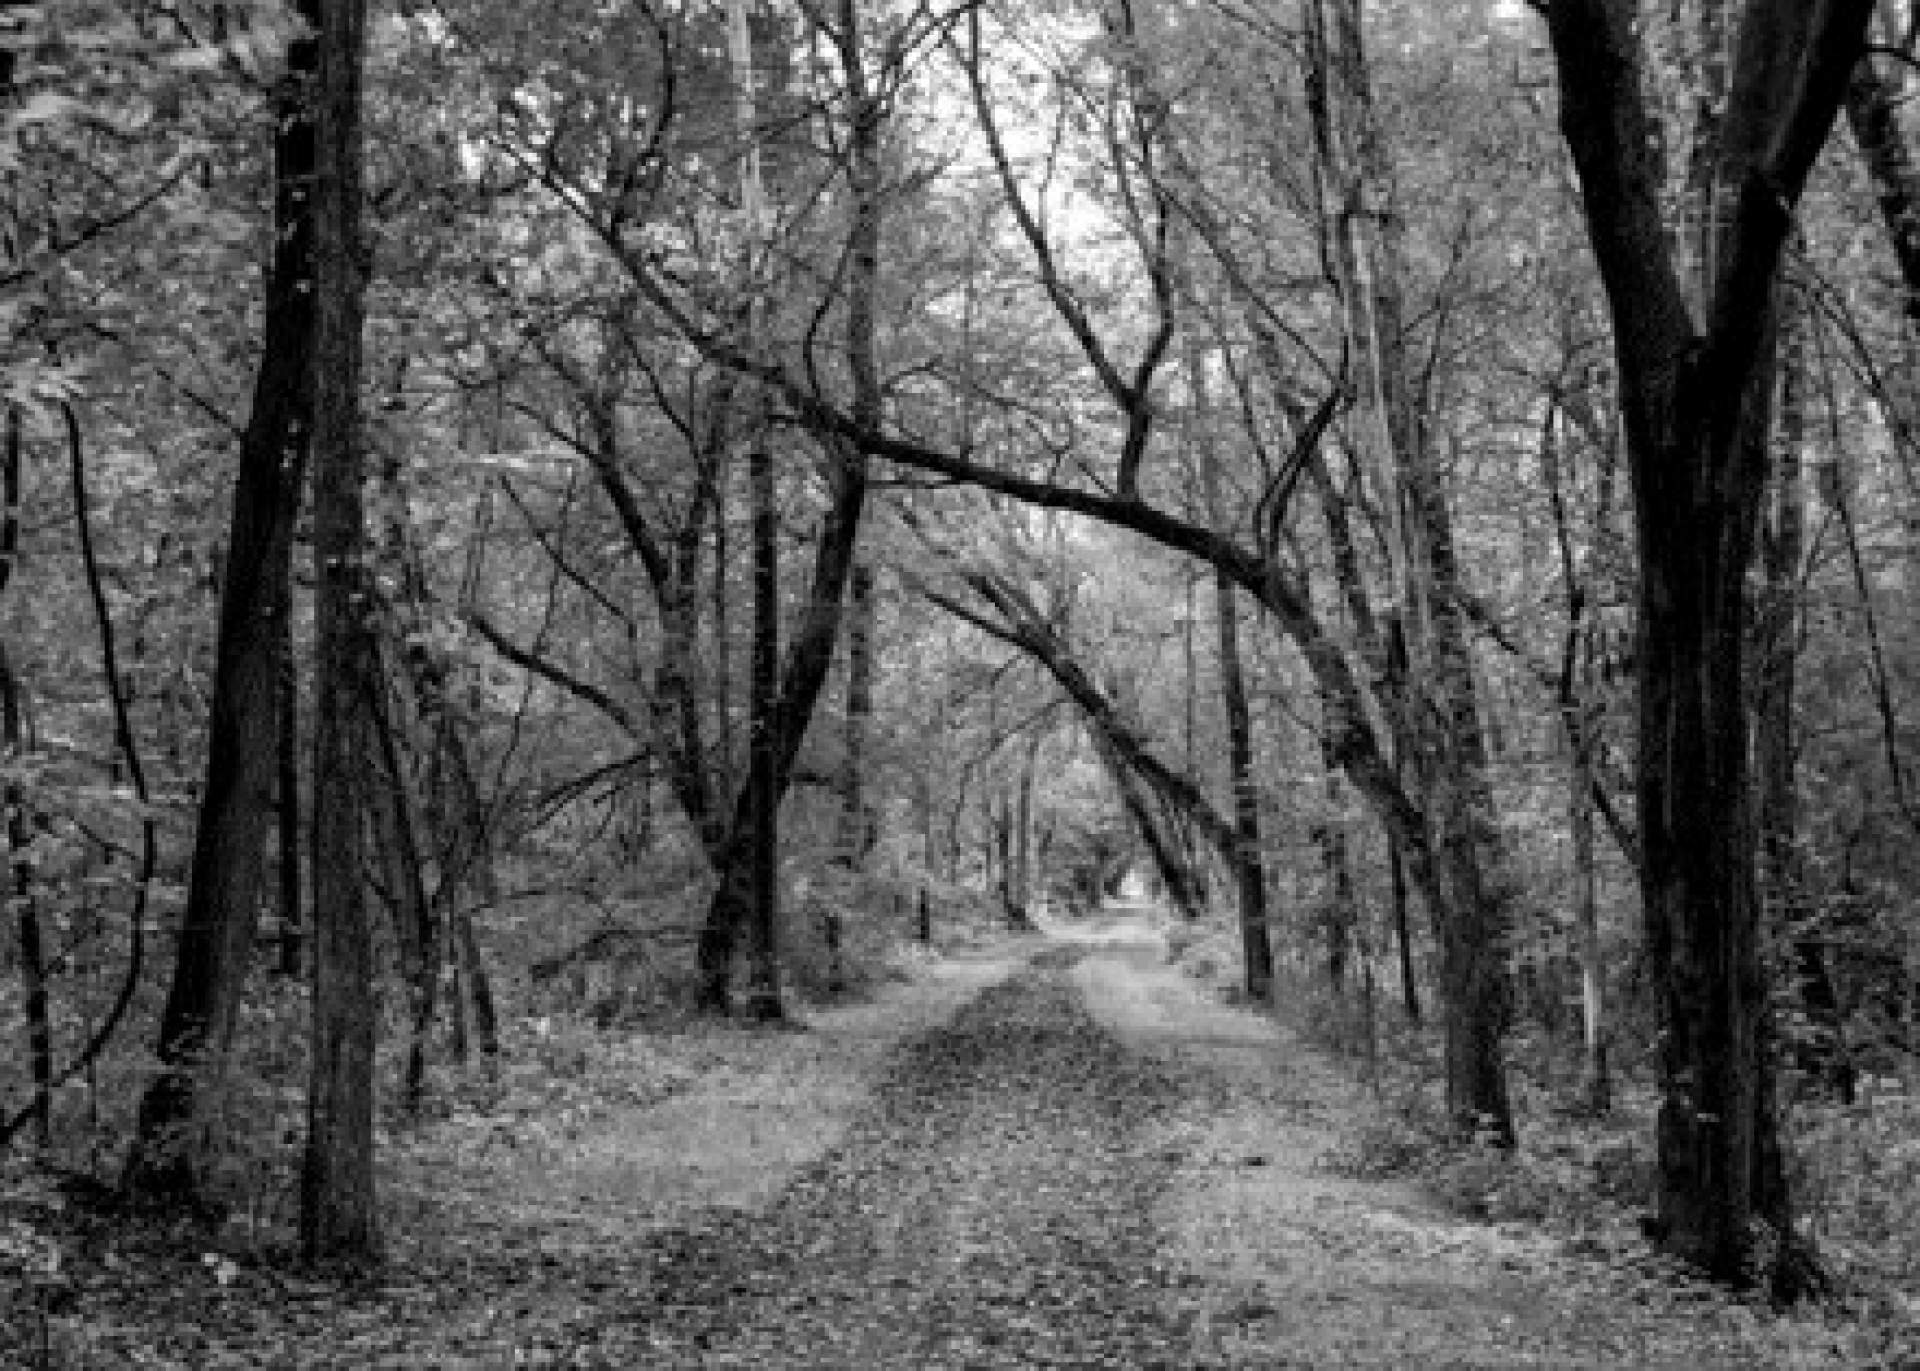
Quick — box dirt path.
[9,917,1867,1367]
[624,953,1198,1367]
[521,912,1852,1368]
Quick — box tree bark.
[302,0,378,1265]
[1569,734,1609,1113]
[1015,731,1040,917]
[1315,697,1360,1047]
[367,667,436,1113]
[696,0,877,1013]
[1759,320,1848,1097]
[276,571,303,978]
[1093,729,1205,921]
[1390,837,1420,1024]
[1307,0,1516,1140]
[2,637,49,1150]
[1545,0,1871,1287]
[0,407,48,1150]
[835,562,875,872]
[1543,393,1611,1113]
[1189,318,1275,997]
[123,3,317,1205]
[1845,54,1920,321]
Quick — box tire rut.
[627,958,1217,1368]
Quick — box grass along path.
[1069,910,1868,1368]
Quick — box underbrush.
[1,873,997,1249]
[1792,1083,1920,1290]
[1162,921,1920,1347]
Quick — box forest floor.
[0,908,1901,1367]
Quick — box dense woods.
[4,0,1920,1333]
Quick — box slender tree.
[122,0,319,1205]
[302,0,378,1264]
[0,408,49,1149]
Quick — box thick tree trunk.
[1636,399,1779,1279]
[123,5,317,1204]
[1545,0,1871,1288]
[302,0,377,1265]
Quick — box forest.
[3,0,1920,1364]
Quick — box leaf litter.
[3,921,1908,1367]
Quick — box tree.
[122,0,319,1208]
[302,0,378,1265]
[1542,0,1873,1287]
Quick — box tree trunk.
[2,637,49,1150]
[123,4,318,1205]
[1316,684,1361,1048]
[1757,312,1850,1098]
[837,562,875,873]
[431,723,499,1061]
[697,0,877,1013]
[367,670,436,1113]
[302,0,377,1265]
[1390,837,1420,1024]
[740,420,783,1021]
[1014,730,1041,919]
[454,906,498,1059]
[826,559,873,987]
[1544,386,1612,1114]
[1190,318,1275,997]
[276,573,303,978]
[1309,0,1514,1142]
[994,789,1029,927]
[1096,730,1205,921]
[1545,0,1871,1288]
[0,409,48,1150]
[1569,737,1609,1113]
[723,0,784,1024]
